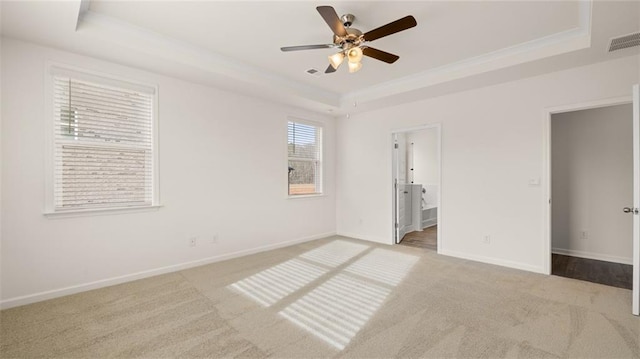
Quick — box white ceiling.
[1,1,639,115]
[87,1,580,93]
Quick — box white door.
[393,138,398,243]
[397,135,410,242]
[633,84,640,316]
[393,134,410,244]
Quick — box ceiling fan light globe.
[328,52,345,69]
[348,61,363,73]
[347,47,363,63]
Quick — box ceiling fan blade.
[280,44,336,52]
[317,6,348,37]
[325,64,337,74]
[363,15,417,42]
[363,47,399,64]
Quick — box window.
[48,68,157,213]
[288,120,323,196]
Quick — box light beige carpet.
[1,236,639,358]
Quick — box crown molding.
[76,1,593,115]
[79,10,341,110]
[75,0,91,31]
[340,0,593,109]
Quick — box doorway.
[391,124,441,252]
[550,103,634,289]
[543,93,640,315]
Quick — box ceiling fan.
[280,6,417,74]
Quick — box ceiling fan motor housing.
[334,30,363,48]
[334,14,363,50]
[341,14,355,27]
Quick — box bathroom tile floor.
[399,225,437,250]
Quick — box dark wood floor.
[552,254,633,290]
[399,226,437,251]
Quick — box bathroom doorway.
[391,124,441,252]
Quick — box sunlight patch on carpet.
[279,274,390,350]
[228,258,327,306]
[279,249,418,350]
[344,248,419,286]
[299,240,369,268]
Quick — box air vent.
[608,32,640,53]
[305,68,322,77]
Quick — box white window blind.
[288,121,322,196]
[52,75,155,211]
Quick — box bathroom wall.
[551,104,633,264]
[408,128,439,186]
[407,128,439,210]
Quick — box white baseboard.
[552,247,633,265]
[439,248,545,274]
[336,231,392,245]
[422,219,437,229]
[0,232,335,310]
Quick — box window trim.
[43,62,161,216]
[44,205,163,219]
[286,117,324,199]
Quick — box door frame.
[391,123,442,253]
[633,84,639,316]
[542,96,632,274]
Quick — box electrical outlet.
[528,178,541,186]
[189,237,197,247]
[211,234,218,245]
[483,235,491,244]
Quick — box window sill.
[44,205,163,219]
[287,194,325,200]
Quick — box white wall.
[407,128,439,186]
[336,55,639,272]
[0,38,336,307]
[551,104,633,264]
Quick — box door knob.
[623,207,638,214]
